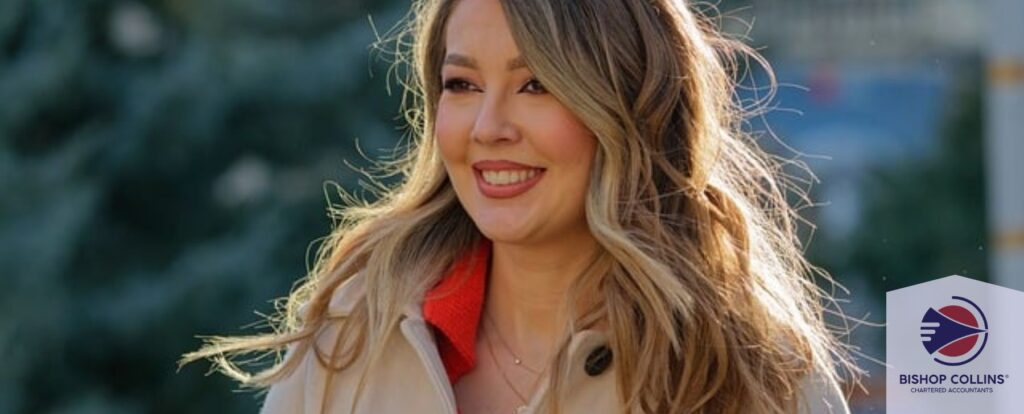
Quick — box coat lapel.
[302,269,620,414]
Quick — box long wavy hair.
[182,0,860,412]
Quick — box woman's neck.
[483,230,600,364]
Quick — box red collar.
[422,238,491,384]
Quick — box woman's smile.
[472,159,547,199]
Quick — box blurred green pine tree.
[826,70,987,293]
[1,0,407,412]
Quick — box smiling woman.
[181,0,860,413]
[436,0,598,252]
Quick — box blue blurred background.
[1,0,1020,413]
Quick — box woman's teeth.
[481,169,540,185]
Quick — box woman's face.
[436,0,597,245]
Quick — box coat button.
[584,345,613,377]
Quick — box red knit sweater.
[422,238,492,386]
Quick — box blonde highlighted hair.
[182,0,860,412]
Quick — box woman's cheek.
[532,110,595,166]
[434,106,465,164]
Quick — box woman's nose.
[470,94,520,145]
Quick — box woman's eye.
[521,78,547,94]
[441,77,546,94]
[442,78,475,93]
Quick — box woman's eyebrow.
[443,53,527,71]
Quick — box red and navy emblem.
[920,296,989,366]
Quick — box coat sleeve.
[798,368,851,414]
[259,343,307,414]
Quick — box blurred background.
[0,0,1020,413]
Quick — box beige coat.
[259,273,851,414]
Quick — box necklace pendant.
[513,358,522,365]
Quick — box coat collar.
[318,240,618,413]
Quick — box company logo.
[920,296,989,366]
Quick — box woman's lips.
[473,167,545,199]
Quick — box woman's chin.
[474,219,536,244]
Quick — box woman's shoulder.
[260,273,370,413]
[263,269,459,413]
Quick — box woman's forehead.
[444,0,521,65]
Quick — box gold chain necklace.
[483,316,548,413]
[483,312,542,374]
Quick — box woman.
[182,0,859,412]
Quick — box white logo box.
[886,275,1023,413]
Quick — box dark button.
[584,345,613,376]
